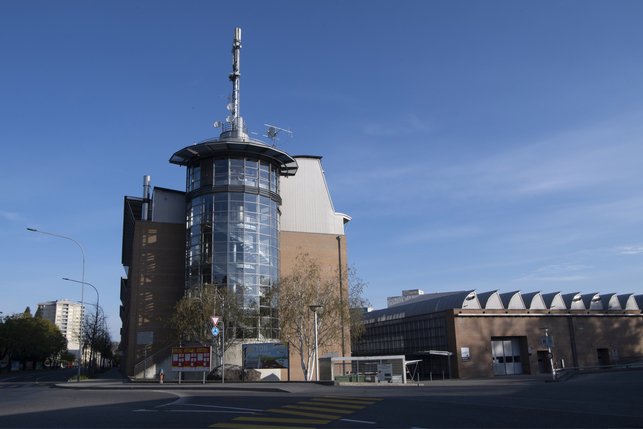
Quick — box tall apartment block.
[37,300,83,357]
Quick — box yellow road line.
[266,408,341,420]
[323,396,383,402]
[283,404,355,415]
[235,416,330,424]
[297,401,365,411]
[313,397,377,405]
[302,400,365,409]
[210,423,312,429]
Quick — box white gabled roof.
[280,156,350,235]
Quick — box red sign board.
[171,346,211,372]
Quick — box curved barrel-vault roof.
[477,291,503,309]
[363,290,641,323]
[499,291,525,309]
[562,292,584,310]
[617,294,639,310]
[600,293,621,310]
[581,293,602,310]
[522,292,547,310]
[542,292,566,310]
[364,291,479,322]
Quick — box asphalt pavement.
[3,367,641,428]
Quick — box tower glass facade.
[170,27,297,342]
[185,156,282,339]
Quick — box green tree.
[0,312,66,366]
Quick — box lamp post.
[27,227,85,382]
[62,278,99,309]
[309,304,322,382]
[63,278,100,372]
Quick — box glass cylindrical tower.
[171,147,296,340]
[170,28,297,341]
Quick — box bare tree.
[347,266,370,343]
[278,253,349,381]
[83,306,111,373]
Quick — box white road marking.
[172,403,262,412]
[167,409,255,414]
[340,418,376,424]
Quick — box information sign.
[171,346,211,372]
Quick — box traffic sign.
[211,327,219,336]
[211,316,219,325]
[540,336,554,348]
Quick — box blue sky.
[2,0,643,337]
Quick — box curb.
[53,381,290,392]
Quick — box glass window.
[259,162,270,189]
[270,165,279,192]
[229,159,244,185]
[214,159,228,185]
[188,165,201,191]
[245,159,258,187]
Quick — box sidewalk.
[54,369,551,392]
[55,368,309,392]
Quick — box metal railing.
[132,344,173,379]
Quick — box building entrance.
[491,338,523,375]
[537,350,552,373]
[597,348,611,366]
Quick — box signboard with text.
[242,343,289,369]
[171,346,211,372]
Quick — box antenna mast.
[228,27,245,138]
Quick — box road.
[1,369,642,428]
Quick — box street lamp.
[27,227,85,382]
[63,278,100,373]
[62,278,99,309]
[309,304,322,382]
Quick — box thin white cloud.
[437,111,643,200]
[0,210,20,221]
[398,225,483,244]
[361,114,432,137]
[614,245,643,255]
[517,263,591,282]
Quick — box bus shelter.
[320,355,407,384]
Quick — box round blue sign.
[211,327,219,336]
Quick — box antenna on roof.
[214,27,246,139]
[263,123,293,146]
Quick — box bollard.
[159,369,164,384]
